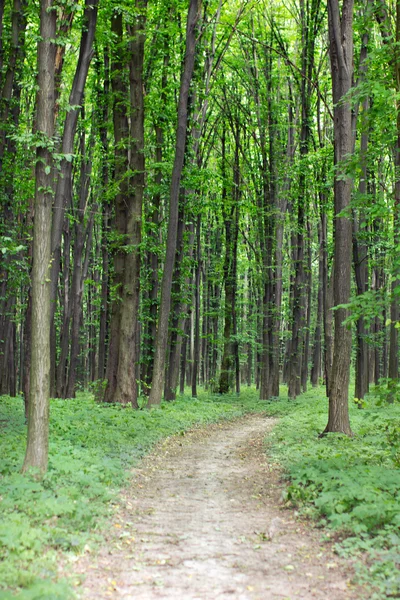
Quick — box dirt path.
[75,415,361,600]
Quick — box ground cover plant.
[2,385,399,599]
[0,389,266,599]
[268,386,400,599]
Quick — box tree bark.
[65,146,94,399]
[288,0,319,398]
[103,12,130,403]
[22,0,56,474]
[148,0,201,406]
[310,220,323,386]
[323,0,354,436]
[191,214,201,397]
[353,97,370,401]
[218,125,240,394]
[301,220,312,392]
[49,0,98,395]
[97,52,110,382]
[142,48,169,393]
[112,1,147,408]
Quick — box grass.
[0,388,266,599]
[266,385,400,599]
[1,384,399,599]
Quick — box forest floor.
[71,414,362,600]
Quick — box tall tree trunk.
[49,0,98,395]
[65,142,94,399]
[112,1,147,408]
[142,49,169,392]
[353,97,370,401]
[219,126,240,394]
[323,0,354,436]
[22,0,56,474]
[288,0,319,398]
[148,0,201,406]
[0,0,27,399]
[97,52,110,381]
[388,2,400,399]
[103,12,130,403]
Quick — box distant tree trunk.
[142,50,169,393]
[65,139,94,399]
[287,223,305,399]
[310,220,323,386]
[219,126,240,394]
[97,52,110,382]
[179,317,190,395]
[315,88,333,396]
[50,0,98,396]
[89,261,98,381]
[22,0,56,474]
[0,0,27,400]
[288,0,318,398]
[23,291,32,418]
[149,0,201,406]
[323,0,354,436]
[375,0,400,401]
[324,245,334,394]
[301,220,312,392]
[388,3,400,399]
[201,267,208,387]
[165,214,196,401]
[192,214,201,397]
[353,97,369,401]
[164,206,186,402]
[207,225,222,387]
[56,221,71,398]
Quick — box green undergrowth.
[0,388,266,599]
[267,386,400,599]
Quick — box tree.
[22,0,56,474]
[148,0,201,406]
[323,0,354,436]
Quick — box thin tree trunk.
[301,220,312,392]
[191,214,201,397]
[56,221,71,398]
[374,0,400,401]
[219,126,239,394]
[353,97,370,401]
[164,214,195,402]
[50,0,98,395]
[65,146,94,399]
[311,220,323,386]
[97,52,110,381]
[142,49,169,392]
[149,0,201,406]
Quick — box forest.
[1,0,400,597]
